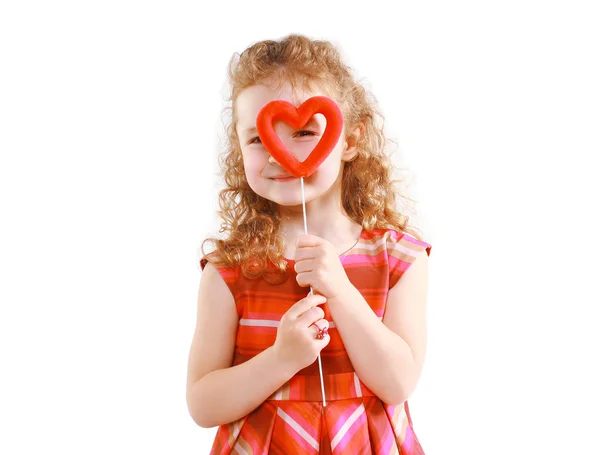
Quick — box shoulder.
[361,228,432,258]
[384,229,432,260]
[200,252,239,281]
[366,228,431,289]
[199,252,240,299]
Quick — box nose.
[268,154,279,165]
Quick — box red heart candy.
[255,96,344,178]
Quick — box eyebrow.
[242,117,320,137]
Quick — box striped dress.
[200,228,432,454]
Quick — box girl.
[187,34,432,454]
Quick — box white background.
[1,1,599,453]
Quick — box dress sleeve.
[386,231,432,290]
[199,254,240,298]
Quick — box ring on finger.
[313,323,328,340]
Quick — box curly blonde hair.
[201,34,424,280]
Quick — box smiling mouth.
[269,176,298,182]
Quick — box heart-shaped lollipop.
[255,96,344,178]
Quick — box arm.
[327,250,429,405]
[186,263,297,428]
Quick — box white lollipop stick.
[300,176,327,408]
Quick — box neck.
[277,179,363,255]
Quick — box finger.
[287,294,326,319]
[293,245,316,263]
[295,234,323,249]
[311,318,330,333]
[297,306,325,327]
[295,270,313,288]
[311,319,330,340]
[293,260,313,274]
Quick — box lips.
[270,177,297,183]
[269,175,295,179]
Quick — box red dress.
[200,228,432,454]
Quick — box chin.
[250,181,332,207]
[272,198,305,207]
[262,191,304,206]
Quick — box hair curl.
[201,34,424,280]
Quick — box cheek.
[320,144,344,175]
[309,152,342,186]
[292,141,320,162]
[294,135,344,174]
[242,150,265,177]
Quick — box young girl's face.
[235,81,353,207]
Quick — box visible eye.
[248,132,314,144]
[295,130,316,138]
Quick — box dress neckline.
[283,227,365,263]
